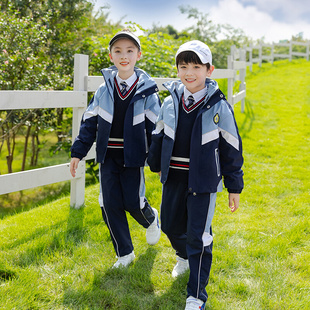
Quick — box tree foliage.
[178,5,250,68]
[0,0,95,173]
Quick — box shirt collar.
[116,72,137,88]
[184,87,208,104]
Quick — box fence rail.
[0,53,246,208]
[0,91,87,109]
[231,40,310,71]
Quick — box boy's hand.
[229,193,240,213]
[70,158,80,178]
[157,171,161,177]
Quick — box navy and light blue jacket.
[71,66,161,167]
[147,79,244,194]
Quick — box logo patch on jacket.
[213,113,219,124]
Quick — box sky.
[92,0,310,43]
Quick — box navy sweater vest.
[105,79,137,162]
[169,94,205,182]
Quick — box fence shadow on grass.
[238,98,255,139]
[65,205,85,244]
[1,206,86,270]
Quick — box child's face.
[177,62,214,93]
[109,38,141,80]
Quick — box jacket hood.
[101,66,159,94]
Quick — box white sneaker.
[172,256,189,278]
[185,296,205,310]
[146,208,161,245]
[112,251,135,268]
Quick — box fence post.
[259,41,262,67]
[227,55,233,105]
[271,43,274,65]
[230,45,236,60]
[70,54,89,208]
[249,44,253,72]
[240,50,246,113]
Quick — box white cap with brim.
[175,40,212,65]
[109,31,141,50]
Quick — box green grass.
[0,59,310,309]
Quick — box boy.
[70,29,161,268]
[147,40,244,309]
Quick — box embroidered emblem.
[213,113,219,124]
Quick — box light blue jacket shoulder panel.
[148,79,243,193]
[71,66,161,166]
[84,66,159,124]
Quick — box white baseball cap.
[109,30,141,50]
[175,40,212,65]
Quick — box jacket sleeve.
[144,92,161,148]
[70,95,98,160]
[147,103,164,172]
[219,102,244,193]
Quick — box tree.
[0,1,94,173]
[0,1,126,174]
[148,24,189,40]
[0,8,53,173]
[179,5,220,44]
[179,5,250,68]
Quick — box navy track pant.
[99,157,155,257]
[161,178,216,302]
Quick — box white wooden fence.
[0,53,246,208]
[231,40,310,72]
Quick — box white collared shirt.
[184,87,208,106]
[116,72,137,91]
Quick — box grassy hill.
[0,59,309,309]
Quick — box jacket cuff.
[227,188,243,194]
[71,152,84,160]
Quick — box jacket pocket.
[144,129,149,153]
[215,148,220,177]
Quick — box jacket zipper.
[215,148,220,176]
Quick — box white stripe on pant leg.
[202,192,217,247]
[139,167,146,209]
[99,163,121,257]
[196,192,217,299]
[196,242,212,301]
